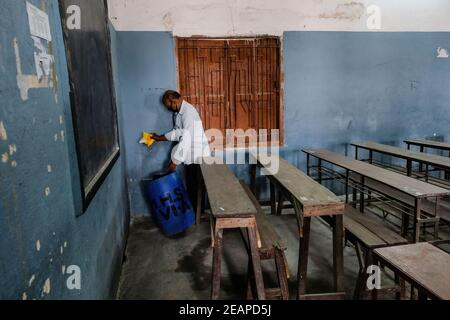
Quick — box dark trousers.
[185,164,199,209]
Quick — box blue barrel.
[144,172,195,236]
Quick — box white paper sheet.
[26,1,52,42]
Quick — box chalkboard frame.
[59,0,120,213]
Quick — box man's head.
[162,90,182,112]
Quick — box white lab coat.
[164,100,211,165]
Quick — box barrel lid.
[142,170,173,182]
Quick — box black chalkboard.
[59,0,120,211]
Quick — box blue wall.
[0,0,129,299]
[284,31,450,152]
[115,31,450,215]
[115,32,177,216]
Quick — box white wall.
[108,0,450,35]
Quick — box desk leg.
[306,154,310,176]
[248,226,266,300]
[417,290,427,300]
[413,198,422,243]
[419,147,424,173]
[407,159,412,176]
[270,180,276,215]
[276,191,284,216]
[333,215,344,292]
[446,151,450,180]
[211,228,223,300]
[318,159,322,184]
[401,210,410,238]
[359,176,365,213]
[345,170,349,204]
[250,164,257,196]
[297,217,311,299]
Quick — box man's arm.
[164,128,184,142]
[151,134,168,142]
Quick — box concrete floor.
[117,203,448,300]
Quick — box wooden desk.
[303,149,450,242]
[198,163,265,300]
[405,139,450,153]
[373,243,450,300]
[250,153,345,299]
[404,139,450,180]
[351,141,450,180]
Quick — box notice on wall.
[26,1,52,42]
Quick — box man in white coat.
[152,90,211,206]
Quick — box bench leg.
[211,228,223,300]
[246,258,255,300]
[333,215,344,292]
[354,249,373,300]
[248,226,266,300]
[274,249,290,300]
[297,217,311,299]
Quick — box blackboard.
[59,0,120,211]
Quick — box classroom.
[1,0,450,302]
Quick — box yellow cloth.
[139,132,156,148]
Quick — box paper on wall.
[26,1,52,42]
[34,52,54,80]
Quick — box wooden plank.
[252,153,345,217]
[404,139,450,151]
[344,206,407,246]
[304,149,450,198]
[200,164,257,218]
[344,215,387,248]
[352,141,450,169]
[374,243,450,300]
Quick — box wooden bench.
[198,163,265,300]
[373,242,450,300]
[343,205,408,299]
[239,181,290,300]
[250,153,346,300]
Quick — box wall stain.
[319,2,364,21]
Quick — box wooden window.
[59,0,120,212]
[177,37,282,148]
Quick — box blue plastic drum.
[144,172,195,236]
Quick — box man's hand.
[168,161,177,172]
[151,134,168,142]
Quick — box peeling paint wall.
[0,0,129,299]
[108,0,450,35]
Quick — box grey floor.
[117,203,450,300]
